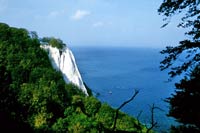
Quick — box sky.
[0,0,187,48]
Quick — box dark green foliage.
[84,96,101,117]
[41,37,65,49]
[158,0,200,132]
[95,103,115,129]
[0,22,80,131]
[0,22,146,132]
[170,125,200,133]
[158,0,200,78]
[166,66,200,130]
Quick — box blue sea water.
[71,46,177,132]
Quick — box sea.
[71,46,178,132]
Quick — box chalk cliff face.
[41,45,88,96]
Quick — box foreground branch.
[112,89,139,131]
[146,104,163,133]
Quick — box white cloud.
[71,10,90,20]
[93,21,104,27]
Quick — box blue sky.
[0,0,186,48]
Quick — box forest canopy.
[0,22,147,132]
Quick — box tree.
[167,66,200,132]
[158,0,200,132]
[41,37,65,49]
[158,0,200,77]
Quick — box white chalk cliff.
[41,45,88,96]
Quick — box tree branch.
[112,89,139,131]
[146,104,163,133]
